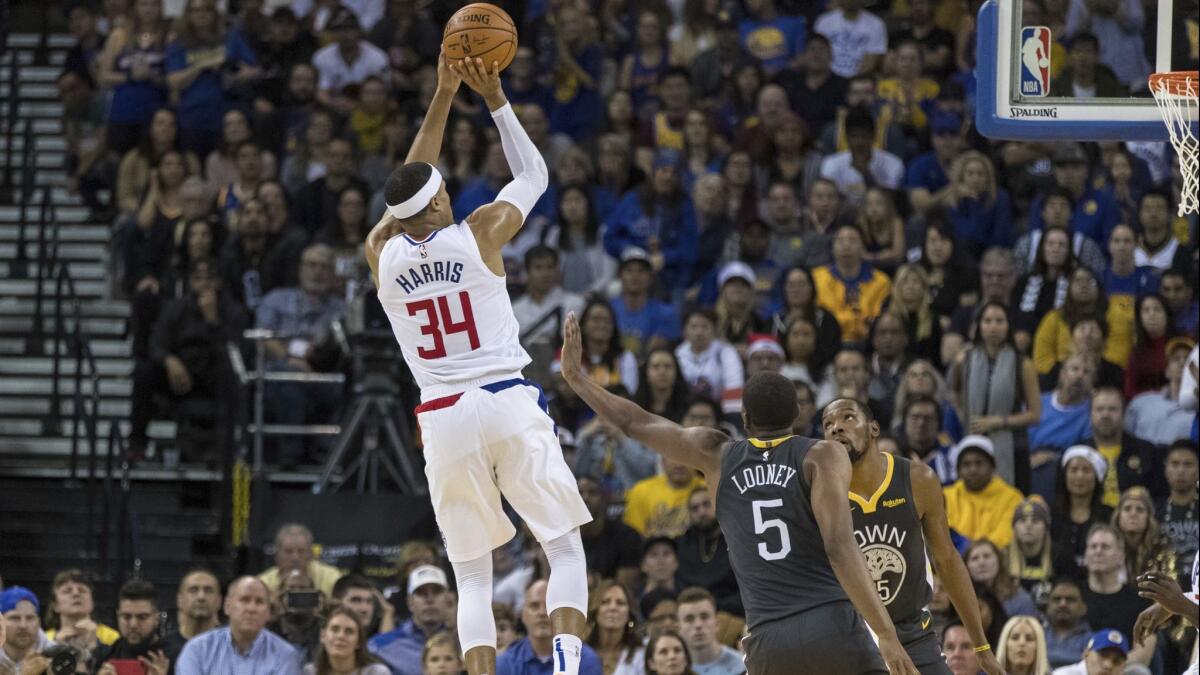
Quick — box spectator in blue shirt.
[1104,223,1160,301]
[368,565,450,675]
[739,0,807,75]
[943,150,1016,258]
[165,0,260,158]
[255,244,345,467]
[603,150,698,295]
[1042,577,1092,669]
[546,4,604,142]
[1027,143,1120,246]
[1029,353,1095,499]
[610,248,682,358]
[906,111,964,215]
[454,141,555,226]
[497,580,602,675]
[175,576,302,675]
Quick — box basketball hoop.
[1148,71,1199,216]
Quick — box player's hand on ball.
[436,51,462,92]
[560,312,583,383]
[451,57,503,99]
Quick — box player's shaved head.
[742,372,798,432]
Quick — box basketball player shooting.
[559,313,920,675]
[364,54,592,675]
[822,399,1005,675]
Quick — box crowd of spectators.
[31,0,1200,671]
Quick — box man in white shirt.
[1133,190,1181,271]
[511,246,584,344]
[675,588,746,675]
[1050,629,1128,675]
[312,7,388,113]
[814,0,888,77]
[819,106,904,204]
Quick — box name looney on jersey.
[729,463,798,494]
[395,262,464,294]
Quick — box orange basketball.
[442,3,518,73]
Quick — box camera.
[283,590,321,612]
[41,644,78,675]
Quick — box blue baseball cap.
[0,586,40,614]
[1087,629,1128,655]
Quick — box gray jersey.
[717,435,848,629]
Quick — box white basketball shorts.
[416,379,591,563]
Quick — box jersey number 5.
[406,291,481,359]
[752,499,792,561]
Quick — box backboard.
[975,0,1199,140]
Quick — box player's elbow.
[525,156,549,196]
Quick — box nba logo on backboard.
[1020,27,1051,96]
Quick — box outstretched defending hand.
[450,57,506,108]
[560,312,584,385]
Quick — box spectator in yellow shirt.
[814,224,893,342]
[258,523,345,598]
[623,458,706,538]
[877,40,939,132]
[43,569,121,647]
[943,435,1025,548]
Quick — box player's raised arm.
[453,58,549,253]
[805,440,920,675]
[912,461,1006,675]
[560,313,728,478]
[406,52,461,165]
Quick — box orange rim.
[1149,71,1199,97]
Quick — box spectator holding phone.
[95,580,174,675]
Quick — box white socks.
[552,634,583,675]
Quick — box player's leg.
[452,552,497,675]
[490,385,593,675]
[418,396,515,675]
[903,631,953,675]
[542,528,589,674]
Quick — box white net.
[1149,72,1199,216]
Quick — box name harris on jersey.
[394,261,466,294]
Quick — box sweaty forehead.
[823,400,859,420]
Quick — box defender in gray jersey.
[823,398,1004,675]
[559,314,920,675]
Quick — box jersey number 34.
[406,291,481,359]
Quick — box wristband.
[974,644,992,653]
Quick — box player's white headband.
[387,165,443,220]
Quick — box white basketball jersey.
[376,221,530,400]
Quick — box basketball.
[442,3,518,73]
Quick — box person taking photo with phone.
[95,580,174,675]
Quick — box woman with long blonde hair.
[887,264,942,366]
[944,150,1015,257]
[996,615,1051,675]
[1111,486,1176,581]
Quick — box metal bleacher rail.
[228,329,345,474]
[19,147,143,581]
